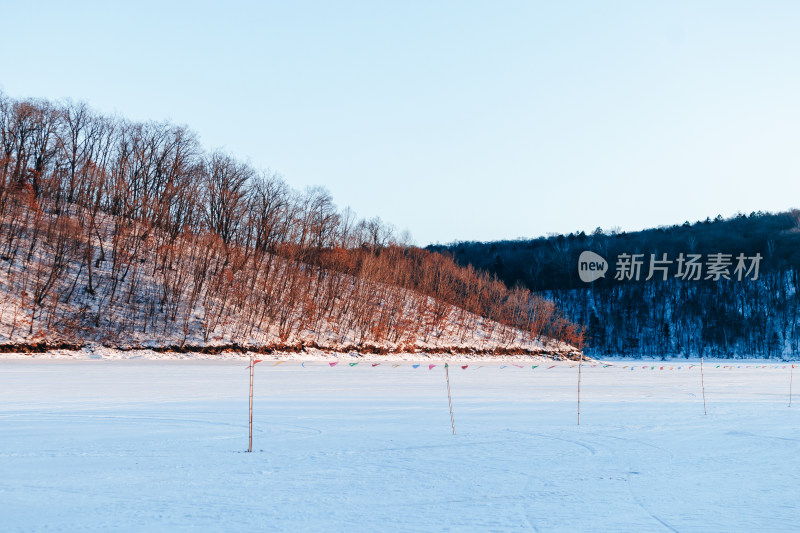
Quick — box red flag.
[329,361,338,367]
[429,364,436,370]
[372,363,380,367]
[461,365,468,370]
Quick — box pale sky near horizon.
[3,1,799,245]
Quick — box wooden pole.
[445,363,456,435]
[700,355,707,416]
[577,353,582,425]
[248,355,254,452]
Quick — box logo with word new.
[578,251,762,283]
[578,251,608,283]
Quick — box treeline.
[429,212,800,359]
[0,92,582,350]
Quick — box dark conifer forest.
[429,212,800,359]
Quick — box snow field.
[1,360,798,532]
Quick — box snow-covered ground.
[1,358,798,532]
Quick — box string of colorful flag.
[248,360,795,371]
[244,357,795,448]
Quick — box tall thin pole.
[577,353,582,425]
[700,355,707,415]
[790,364,794,408]
[248,355,254,452]
[445,363,456,435]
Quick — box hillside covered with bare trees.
[0,92,582,355]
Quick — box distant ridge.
[430,211,800,359]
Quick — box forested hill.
[429,212,800,359]
[0,92,582,354]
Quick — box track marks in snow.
[506,427,682,532]
[505,428,598,456]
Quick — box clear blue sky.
[3,1,799,245]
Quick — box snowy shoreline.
[1,347,795,366]
[0,347,574,364]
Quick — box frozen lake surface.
[1,359,798,532]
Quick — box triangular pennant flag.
[349,362,358,366]
[272,361,284,366]
[429,364,436,370]
[392,364,400,368]
[500,365,508,369]
[412,364,420,369]
[547,365,556,369]
[329,362,338,367]
[513,364,523,368]
[372,363,380,367]
[532,365,539,370]
[461,365,468,370]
